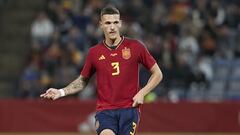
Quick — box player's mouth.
[109,31,116,34]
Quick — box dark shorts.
[95,107,140,135]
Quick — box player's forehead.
[101,14,120,22]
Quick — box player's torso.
[91,38,139,78]
[90,37,141,109]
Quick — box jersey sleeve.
[138,41,156,70]
[81,49,95,78]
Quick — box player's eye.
[114,21,119,24]
[105,21,111,25]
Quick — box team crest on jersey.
[122,47,131,59]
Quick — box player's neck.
[105,36,122,47]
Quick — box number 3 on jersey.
[111,62,120,76]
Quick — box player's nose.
[110,24,114,29]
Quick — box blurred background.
[0,0,240,134]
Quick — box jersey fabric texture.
[81,36,156,111]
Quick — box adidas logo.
[98,55,105,60]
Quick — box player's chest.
[93,47,138,69]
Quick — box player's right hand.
[40,88,61,100]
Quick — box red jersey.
[81,36,156,111]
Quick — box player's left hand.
[132,91,145,107]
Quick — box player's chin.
[109,35,117,40]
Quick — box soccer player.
[40,5,163,135]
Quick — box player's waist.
[96,100,133,111]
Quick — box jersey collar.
[103,36,124,50]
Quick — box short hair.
[100,5,120,17]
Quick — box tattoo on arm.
[63,75,89,95]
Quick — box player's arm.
[62,75,89,95]
[132,63,162,107]
[40,75,89,100]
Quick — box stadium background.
[0,0,239,134]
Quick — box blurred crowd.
[19,0,240,102]
[0,0,6,8]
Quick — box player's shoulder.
[88,42,104,53]
[124,37,140,44]
[124,37,146,48]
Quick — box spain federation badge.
[122,47,131,59]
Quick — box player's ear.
[119,20,122,27]
[99,20,103,29]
